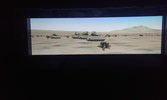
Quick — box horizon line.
[31,25,161,32]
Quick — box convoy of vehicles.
[43,32,110,50]
[72,31,105,41]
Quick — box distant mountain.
[110,25,161,34]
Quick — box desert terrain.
[31,26,161,55]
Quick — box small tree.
[139,34,143,37]
[114,35,117,37]
[99,42,111,51]
[66,36,69,38]
[46,35,50,39]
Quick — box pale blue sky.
[30,16,162,32]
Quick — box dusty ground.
[31,35,161,55]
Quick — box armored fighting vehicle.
[72,35,80,39]
[50,34,61,39]
[105,34,111,37]
[72,32,88,39]
[86,32,105,41]
[72,32,80,39]
[78,32,89,39]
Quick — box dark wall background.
[3,0,167,100]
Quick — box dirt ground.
[31,35,161,55]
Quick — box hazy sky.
[30,16,162,32]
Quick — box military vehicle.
[72,32,88,39]
[72,32,80,39]
[72,35,79,39]
[86,32,105,41]
[105,34,111,37]
[78,32,89,39]
[72,31,105,41]
[50,34,61,39]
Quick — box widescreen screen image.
[30,16,162,55]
